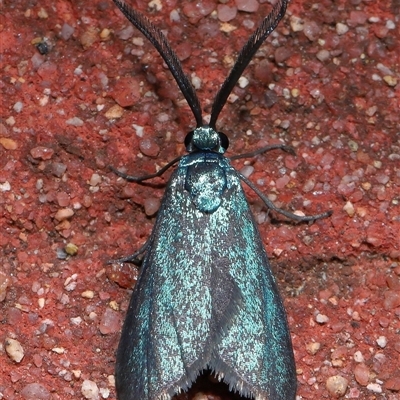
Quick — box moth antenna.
[209,0,288,129]
[112,0,203,127]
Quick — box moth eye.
[219,132,229,151]
[184,131,194,149]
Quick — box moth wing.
[208,173,297,400]
[116,167,219,400]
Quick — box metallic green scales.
[115,150,296,400]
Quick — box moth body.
[110,0,331,398]
[116,146,296,400]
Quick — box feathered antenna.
[209,0,288,129]
[112,0,203,127]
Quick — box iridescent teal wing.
[208,173,297,400]
[115,166,213,400]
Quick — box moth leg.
[109,155,181,182]
[229,143,295,161]
[108,156,180,265]
[107,238,151,266]
[239,173,332,222]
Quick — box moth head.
[111,0,288,157]
[184,126,229,154]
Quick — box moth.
[110,0,331,399]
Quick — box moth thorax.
[185,126,229,153]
